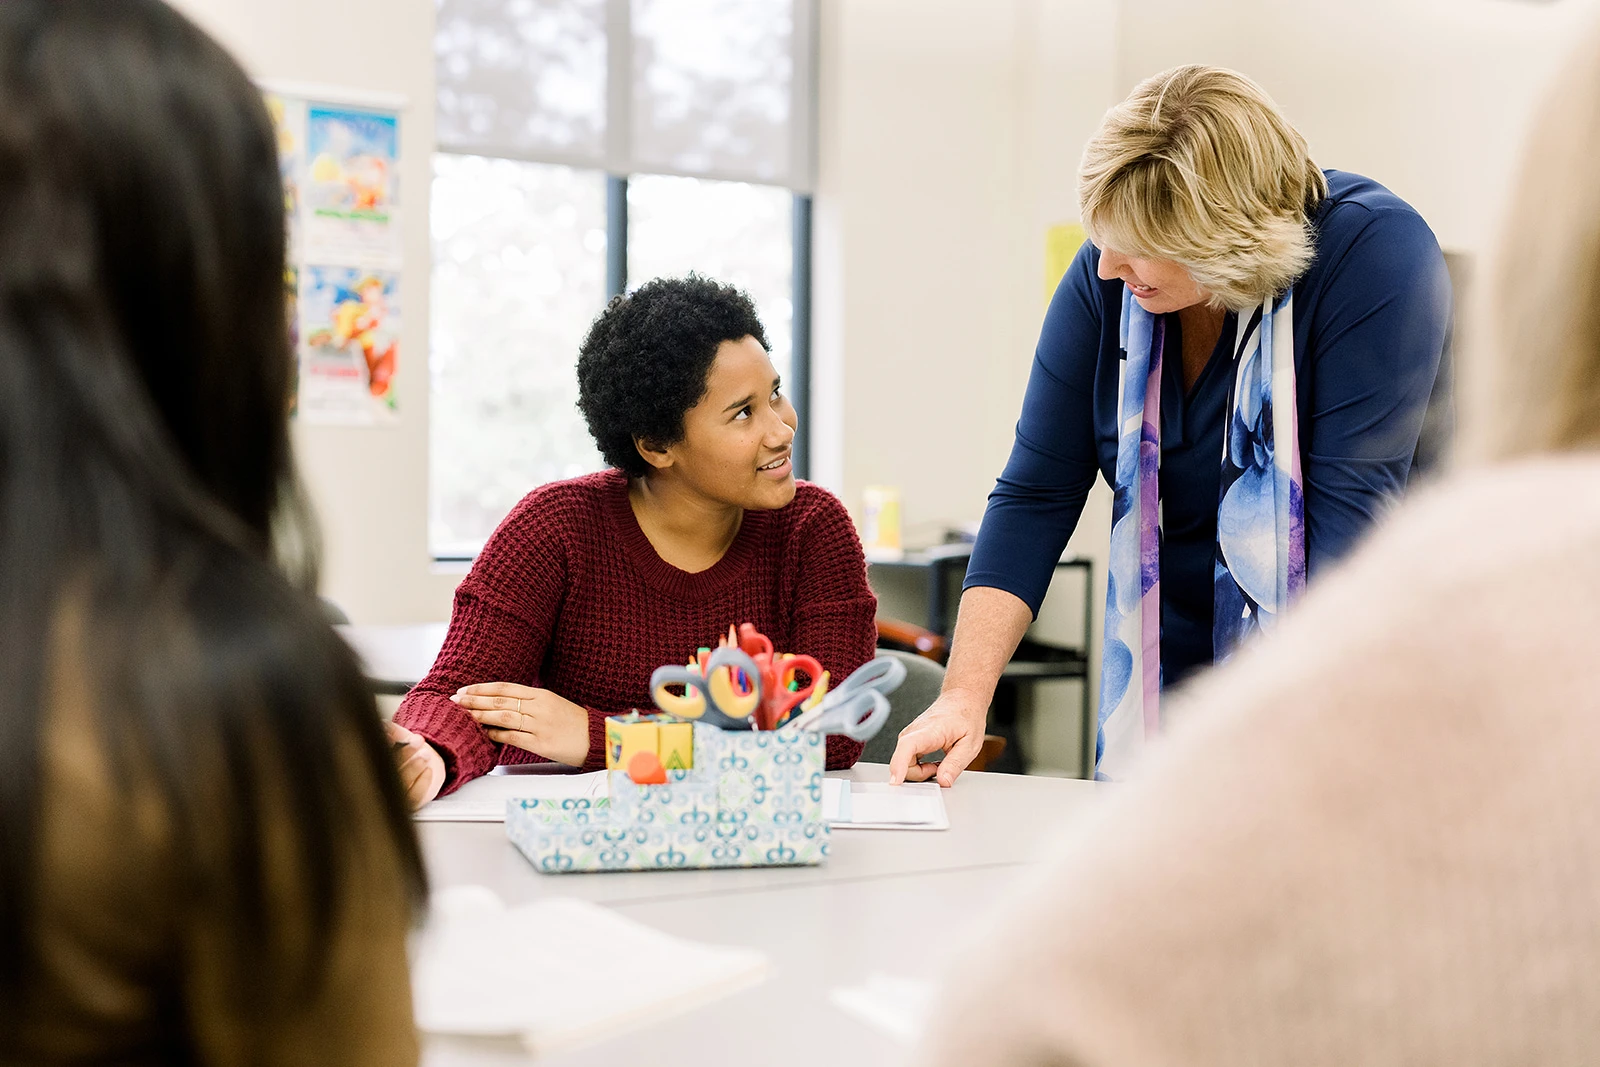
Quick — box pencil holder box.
[505,722,829,873]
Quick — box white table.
[337,623,447,694]
[420,763,1101,1065]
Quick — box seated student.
[913,38,1600,1067]
[0,2,425,1062]
[392,276,876,805]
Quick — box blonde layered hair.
[1080,65,1328,311]
[1464,32,1600,462]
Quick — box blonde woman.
[913,26,1600,1066]
[891,65,1451,784]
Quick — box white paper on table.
[822,778,949,830]
[828,972,938,1041]
[413,769,608,822]
[413,886,769,1056]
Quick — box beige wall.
[170,0,461,626]
[814,0,1113,532]
[813,0,1119,773]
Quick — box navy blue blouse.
[965,170,1452,688]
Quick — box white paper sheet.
[823,778,949,830]
[413,769,608,822]
[413,886,769,1056]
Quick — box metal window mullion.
[606,175,628,298]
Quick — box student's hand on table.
[386,720,446,809]
[452,683,591,768]
[887,689,989,787]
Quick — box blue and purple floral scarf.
[1095,289,1305,780]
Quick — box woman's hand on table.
[386,720,446,809]
[887,688,989,787]
[452,682,591,768]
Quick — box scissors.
[782,655,907,739]
[760,652,825,730]
[719,623,824,730]
[649,647,765,730]
[732,622,772,658]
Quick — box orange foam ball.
[627,750,668,785]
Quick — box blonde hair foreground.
[1465,31,1600,462]
[1079,65,1328,311]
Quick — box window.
[431,0,816,557]
[429,156,607,557]
[627,176,794,382]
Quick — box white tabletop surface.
[420,763,1101,1065]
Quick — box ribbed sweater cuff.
[580,709,610,772]
[395,692,494,797]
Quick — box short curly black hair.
[576,274,770,478]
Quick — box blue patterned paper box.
[506,723,830,873]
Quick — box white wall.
[813,0,1119,773]
[814,0,1115,537]
[169,0,460,625]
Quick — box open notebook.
[413,886,768,1056]
[413,768,609,822]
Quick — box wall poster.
[265,84,404,425]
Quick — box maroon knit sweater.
[396,469,878,794]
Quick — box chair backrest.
[860,649,946,764]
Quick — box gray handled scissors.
[782,655,906,740]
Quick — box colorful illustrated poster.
[263,85,405,425]
[299,266,400,424]
[264,93,307,258]
[304,106,401,266]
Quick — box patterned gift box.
[506,723,830,873]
